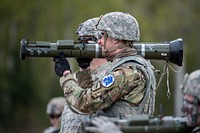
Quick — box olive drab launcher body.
[19,39,188,132]
[20,38,183,66]
[81,115,195,133]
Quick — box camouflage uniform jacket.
[60,55,156,117]
[59,70,93,133]
[59,104,88,133]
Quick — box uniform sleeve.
[59,66,145,114]
[76,69,93,88]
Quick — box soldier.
[59,17,107,133]
[181,69,200,129]
[76,17,107,71]
[53,11,156,119]
[43,97,66,133]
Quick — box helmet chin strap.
[102,34,108,57]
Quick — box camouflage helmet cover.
[46,97,66,115]
[96,11,140,41]
[76,17,99,37]
[181,69,200,100]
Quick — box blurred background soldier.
[43,97,65,133]
[181,69,200,132]
[59,17,107,133]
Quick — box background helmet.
[46,97,66,115]
[181,69,200,100]
[76,17,99,37]
[96,11,140,41]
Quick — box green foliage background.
[1,0,200,132]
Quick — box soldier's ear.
[113,39,120,44]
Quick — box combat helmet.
[46,97,66,115]
[76,17,99,42]
[96,11,140,41]
[181,69,200,100]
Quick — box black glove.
[53,53,70,77]
[76,57,93,69]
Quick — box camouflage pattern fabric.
[76,69,93,88]
[60,105,88,133]
[59,12,156,132]
[76,17,98,37]
[92,55,156,118]
[59,17,99,133]
[60,54,156,116]
[59,70,94,133]
[96,11,140,41]
[181,69,200,127]
[181,69,200,100]
[46,97,66,115]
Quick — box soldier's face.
[97,31,107,50]
[182,95,194,114]
[97,31,115,52]
[182,94,200,126]
[48,114,61,127]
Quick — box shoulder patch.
[101,74,115,88]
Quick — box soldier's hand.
[85,116,123,133]
[76,57,93,70]
[53,53,70,77]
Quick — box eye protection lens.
[78,36,97,43]
[49,114,61,119]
